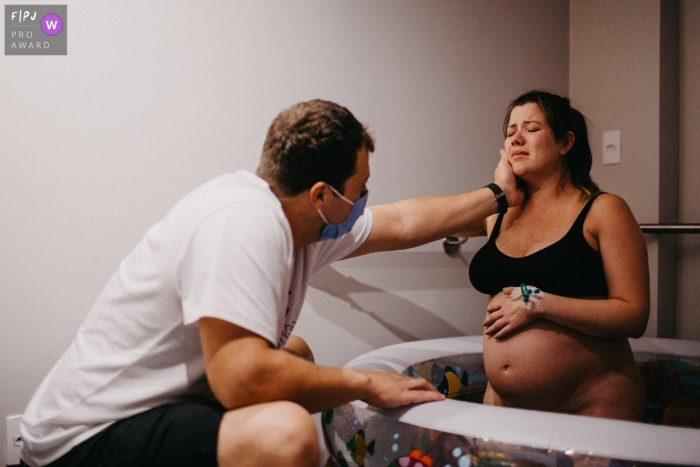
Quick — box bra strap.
[489,211,506,240]
[573,192,605,229]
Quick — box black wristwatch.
[485,183,508,214]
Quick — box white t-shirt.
[20,170,373,467]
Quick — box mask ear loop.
[317,184,348,225]
[327,184,355,205]
[317,184,354,225]
[317,209,330,224]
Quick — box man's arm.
[347,150,523,258]
[200,317,444,413]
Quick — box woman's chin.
[509,157,528,171]
[511,167,532,180]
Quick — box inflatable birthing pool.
[322,336,700,467]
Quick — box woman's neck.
[523,174,577,204]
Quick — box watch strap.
[485,183,508,214]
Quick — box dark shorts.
[23,399,226,467]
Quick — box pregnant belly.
[483,320,642,415]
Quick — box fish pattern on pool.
[323,352,700,467]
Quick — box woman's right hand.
[483,290,506,336]
[483,286,544,339]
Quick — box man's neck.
[278,194,321,251]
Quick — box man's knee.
[267,402,318,456]
[218,401,318,467]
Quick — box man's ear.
[560,131,575,156]
[309,182,327,209]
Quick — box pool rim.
[340,335,700,466]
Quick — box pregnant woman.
[467,90,649,420]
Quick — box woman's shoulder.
[589,192,633,215]
[586,192,639,234]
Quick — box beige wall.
[570,0,661,222]
[570,0,684,338]
[677,0,700,339]
[570,0,700,340]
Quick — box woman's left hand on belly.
[483,285,545,339]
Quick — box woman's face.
[505,103,569,181]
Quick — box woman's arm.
[483,194,649,339]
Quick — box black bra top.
[469,193,608,298]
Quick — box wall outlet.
[6,415,23,466]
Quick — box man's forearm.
[208,341,373,413]
[395,187,499,245]
[396,149,521,246]
[208,339,443,413]
[373,187,499,252]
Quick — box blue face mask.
[317,185,368,241]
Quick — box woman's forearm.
[483,286,649,339]
[536,293,649,338]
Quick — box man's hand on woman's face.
[494,149,525,208]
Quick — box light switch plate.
[603,130,621,165]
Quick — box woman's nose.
[511,128,525,145]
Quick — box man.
[21,100,520,467]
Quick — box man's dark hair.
[504,90,600,198]
[257,99,375,197]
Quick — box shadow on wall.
[307,250,481,346]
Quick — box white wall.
[0,1,569,464]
